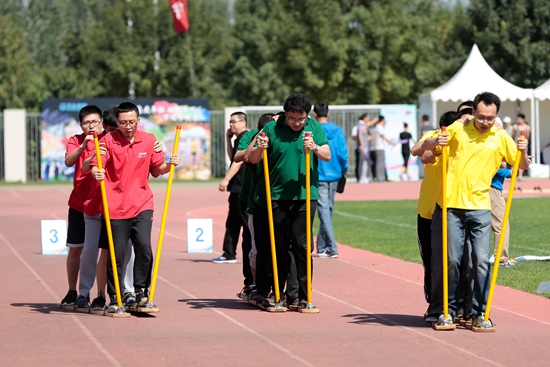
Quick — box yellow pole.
[484,132,524,322]
[261,133,281,303]
[305,132,313,304]
[440,126,450,320]
[93,132,123,309]
[149,125,181,303]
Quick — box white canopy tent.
[535,79,550,163]
[419,44,538,162]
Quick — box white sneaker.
[317,251,329,258]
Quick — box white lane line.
[337,258,550,326]
[314,290,506,367]
[8,189,22,198]
[513,245,550,254]
[333,210,416,229]
[0,231,122,367]
[159,276,316,367]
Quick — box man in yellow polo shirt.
[421,92,529,327]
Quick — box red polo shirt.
[90,130,165,219]
[66,133,94,213]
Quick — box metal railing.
[210,110,226,178]
[27,113,41,182]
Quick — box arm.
[225,129,234,161]
[82,143,106,173]
[517,137,530,170]
[150,155,180,177]
[303,135,331,162]
[421,150,438,164]
[249,134,268,164]
[218,161,243,192]
[65,135,92,167]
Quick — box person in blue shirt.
[313,102,348,258]
[490,161,514,266]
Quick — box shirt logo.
[485,142,497,149]
[138,152,148,158]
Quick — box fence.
[2,107,384,182]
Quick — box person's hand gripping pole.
[433,126,454,329]
[260,133,283,307]
[93,132,124,313]
[300,131,319,313]
[479,132,525,331]
[149,125,182,306]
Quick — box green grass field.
[321,197,550,298]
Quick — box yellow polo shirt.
[417,130,441,219]
[437,120,517,210]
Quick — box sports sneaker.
[240,284,256,297]
[61,290,78,305]
[472,313,493,328]
[212,256,237,264]
[90,295,106,310]
[423,309,439,323]
[500,259,516,267]
[317,251,329,258]
[135,288,149,307]
[329,253,339,258]
[106,296,119,313]
[122,292,136,306]
[74,295,90,308]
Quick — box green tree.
[463,0,550,88]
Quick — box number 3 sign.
[187,218,213,253]
[41,220,68,255]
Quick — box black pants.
[254,200,316,301]
[221,192,244,260]
[355,148,363,181]
[239,201,253,286]
[402,149,410,169]
[417,215,432,303]
[106,210,153,299]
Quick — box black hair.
[257,113,274,130]
[517,113,526,120]
[456,101,474,112]
[359,113,369,120]
[439,111,457,128]
[78,105,102,124]
[378,115,385,121]
[473,92,501,113]
[231,111,247,123]
[283,93,312,115]
[457,107,473,118]
[403,122,408,128]
[117,102,140,118]
[313,102,329,117]
[102,106,118,128]
[422,114,429,121]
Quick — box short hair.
[283,93,312,115]
[378,115,385,121]
[79,105,102,124]
[422,114,429,121]
[473,92,501,113]
[403,122,408,128]
[102,106,118,128]
[439,111,457,128]
[517,113,526,120]
[359,113,369,120]
[117,102,140,118]
[457,107,473,118]
[457,101,474,112]
[313,102,329,117]
[257,113,274,130]
[231,111,247,124]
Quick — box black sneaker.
[90,295,106,311]
[135,288,149,307]
[106,296,119,313]
[122,292,136,307]
[74,295,90,308]
[61,290,78,305]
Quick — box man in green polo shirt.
[249,93,331,308]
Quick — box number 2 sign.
[187,218,213,253]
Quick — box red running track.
[0,180,549,367]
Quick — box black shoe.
[122,292,136,307]
[90,295,106,310]
[61,290,78,305]
[106,296,119,313]
[74,295,90,308]
[136,288,149,307]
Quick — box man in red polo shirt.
[90,102,179,312]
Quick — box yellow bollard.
[93,132,128,316]
[474,132,525,332]
[433,126,454,329]
[149,125,182,306]
[299,131,319,313]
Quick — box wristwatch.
[314,144,319,152]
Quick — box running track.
[1,179,549,367]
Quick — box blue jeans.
[316,181,338,255]
[430,207,491,317]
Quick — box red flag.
[169,0,189,33]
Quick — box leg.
[289,200,316,302]
[417,215,432,303]
[130,210,154,291]
[106,218,132,301]
[428,206,443,315]
[122,240,135,294]
[467,210,492,317]
[447,208,468,316]
[376,150,386,182]
[271,201,291,299]
[219,193,242,260]
[355,149,362,181]
[65,207,86,293]
[370,151,377,181]
[490,188,509,262]
[316,182,329,254]
[253,206,272,298]
[97,249,108,298]
[247,214,257,282]
[240,201,253,286]
[78,214,102,298]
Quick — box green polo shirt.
[238,129,261,214]
[254,116,328,206]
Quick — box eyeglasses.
[117,120,138,127]
[285,114,307,123]
[81,120,101,126]
[229,119,244,124]
[476,116,496,124]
